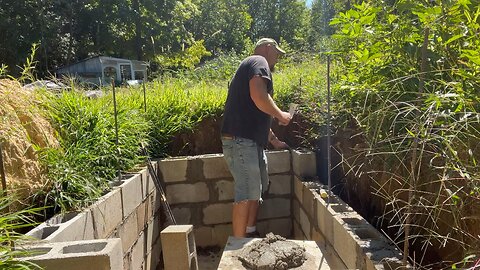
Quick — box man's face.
[266,45,282,71]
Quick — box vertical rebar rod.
[0,143,7,194]
[326,55,332,204]
[143,81,147,113]
[112,80,121,182]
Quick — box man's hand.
[270,137,289,150]
[277,111,292,126]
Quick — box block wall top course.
[120,173,143,219]
[292,149,317,178]
[90,187,123,239]
[158,151,292,183]
[266,150,291,174]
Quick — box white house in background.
[55,56,148,86]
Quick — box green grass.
[0,194,42,270]
[33,56,326,213]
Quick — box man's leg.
[245,148,268,235]
[232,201,249,237]
[246,200,259,227]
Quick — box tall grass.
[37,90,149,211]
[0,193,42,270]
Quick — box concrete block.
[324,241,348,270]
[294,176,304,203]
[138,166,155,200]
[161,225,198,270]
[266,150,290,174]
[158,157,188,183]
[312,227,326,248]
[118,211,139,253]
[91,187,123,239]
[21,238,123,270]
[268,174,291,195]
[293,219,305,240]
[292,198,300,225]
[136,199,147,231]
[131,232,145,270]
[148,162,158,193]
[215,180,234,201]
[361,240,405,270]
[153,218,163,244]
[144,251,152,270]
[202,154,232,179]
[146,218,161,256]
[150,189,162,216]
[121,173,143,218]
[258,198,290,219]
[212,224,232,246]
[316,195,334,245]
[299,207,311,239]
[303,186,316,219]
[194,226,214,247]
[26,210,94,242]
[292,149,317,178]
[257,218,292,238]
[203,203,232,225]
[166,182,209,204]
[172,207,191,225]
[145,220,154,255]
[149,238,162,270]
[332,215,358,269]
[123,251,132,270]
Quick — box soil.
[0,79,59,206]
[168,113,312,157]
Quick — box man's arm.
[249,76,291,125]
[269,129,289,149]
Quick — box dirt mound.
[0,79,59,204]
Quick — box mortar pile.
[238,233,306,270]
[0,79,59,206]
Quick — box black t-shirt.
[221,55,273,147]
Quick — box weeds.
[0,193,42,270]
[330,0,480,266]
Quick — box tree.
[245,0,309,49]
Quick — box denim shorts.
[222,137,269,202]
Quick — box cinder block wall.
[157,151,293,247]
[24,150,413,270]
[291,150,411,270]
[25,165,163,270]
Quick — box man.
[221,38,292,238]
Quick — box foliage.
[38,89,149,212]
[245,0,310,48]
[0,193,42,270]
[143,77,226,157]
[184,51,244,81]
[273,53,328,146]
[0,0,313,76]
[330,0,480,267]
[189,0,252,53]
[155,40,212,71]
